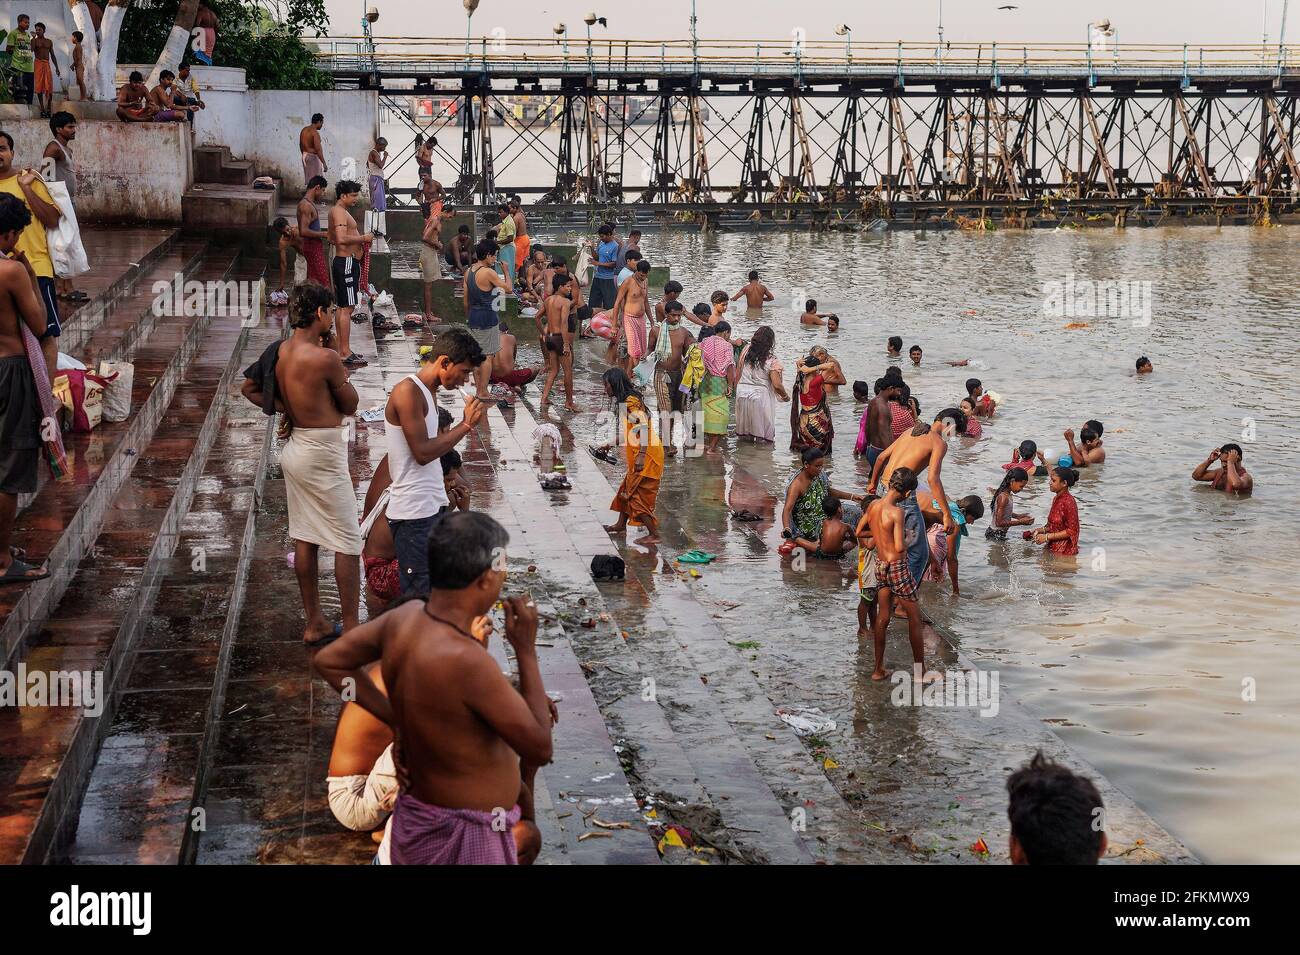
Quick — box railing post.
[992,42,1000,88]
[1182,43,1190,90]
[896,40,903,88]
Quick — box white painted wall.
[194,88,378,192]
[0,118,192,222]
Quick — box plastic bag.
[44,180,90,279]
[53,369,108,432]
[775,705,837,738]
[631,353,656,389]
[98,360,134,422]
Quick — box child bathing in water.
[1004,439,1047,479]
[792,496,858,560]
[959,398,983,438]
[1027,466,1081,556]
[986,467,1033,539]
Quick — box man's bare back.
[382,601,530,810]
[275,334,353,428]
[300,125,321,156]
[0,257,46,359]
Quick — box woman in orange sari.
[599,368,664,545]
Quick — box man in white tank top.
[384,328,486,600]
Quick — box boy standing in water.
[314,512,553,865]
[731,270,774,309]
[864,467,931,683]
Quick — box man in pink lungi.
[314,512,554,865]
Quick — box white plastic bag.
[98,360,134,422]
[631,353,656,389]
[43,180,90,279]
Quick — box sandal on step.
[0,558,49,585]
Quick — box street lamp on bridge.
[835,23,852,61]
[584,12,608,74]
[554,21,569,60]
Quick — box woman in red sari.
[1032,466,1081,556]
[790,353,835,453]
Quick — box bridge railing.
[312,36,1297,78]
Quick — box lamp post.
[464,0,480,61]
[584,12,604,75]
[835,23,852,61]
[554,21,569,62]
[1086,19,1115,84]
[691,0,699,74]
[362,5,379,79]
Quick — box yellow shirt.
[0,175,54,278]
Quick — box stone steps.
[59,291,280,864]
[0,249,255,865]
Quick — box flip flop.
[588,445,618,464]
[676,550,716,564]
[305,621,344,647]
[401,317,423,329]
[65,290,90,302]
[343,354,369,367]
[731,509,762,522]
[0,558,49,585]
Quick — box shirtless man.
[420,204,453,326]
[855,377,900,467]
[538,273,577,412]
[731,270,774,309]
[272,216,303,290]
[69,31,86,101]
[328,180,372,367]
[611,258,651,376]
[296,175,330,287]
[1193,444,1253,495]
[863,467,932,682]
[647,299,694,455]
[1064,427,1105,468]
[489,321,538,396]
[147,71,189,121]
[314,513,553,866]
[242,284,361,643]
[31,23,59,119]
[325,665,396,837]
[868,406,967,595]
[801,298,834,326]
[300,113,327,183]
[0,193,52,585]
[115,70,154,122]
[444,224,473,273]
[807,345,846,394]
[656,280,683,324]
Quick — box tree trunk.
[67,0,101,99]
[95,0,130,102]
[146,0,200,88]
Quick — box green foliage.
[116,0,330,90]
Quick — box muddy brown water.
[395,223,1299,862]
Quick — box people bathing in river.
[699,319,735,455]
[790,496,858,560]
[791,352,837,454]
[732,269,774,309]
[1192,443,1253,495]
[1003,439,1047,479]
[915,490,984,595]
[959,398,982,437]
[1007,751,1108,865]
[864,466,931,683]
[855,378,901,466]
[986,468,1032,539]
[887,335,903,358]
[1064,427,1104,467]
[781,447,867,544]
[800,298,835,326]
[1136,355,1153,374]
[734,325,789,442]
[1028,467,1081,556]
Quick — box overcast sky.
[323,0,1289,48]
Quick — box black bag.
[590,555,625,580]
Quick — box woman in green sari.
[699,322,735,454]
[781,448,867,542]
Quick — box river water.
[500,223,1298,864]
